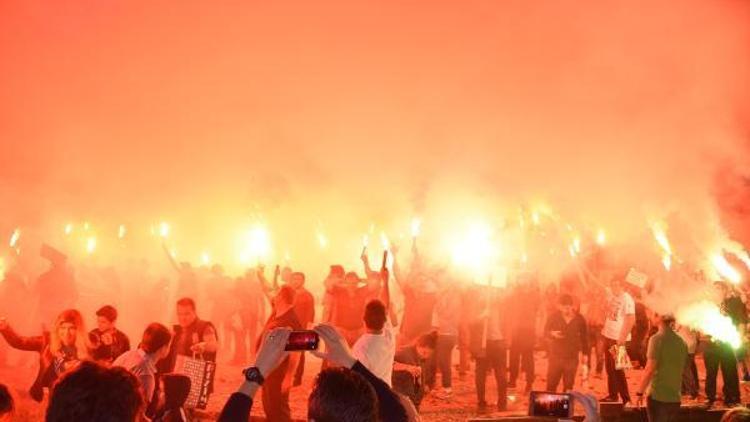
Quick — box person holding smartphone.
[257,285,302,422]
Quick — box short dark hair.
[363,300,387,331]
[558,294,574,306]
[0,383,13,416]
[416,331,438,350]
[46,361,142,422]
[141,323,172,354]
[292,271,306,282]
[96,305,118,322]
[276,285,296,306]
[176,297,196,311]
[308,367,378,422]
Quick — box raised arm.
[161,242,181,273]
[0,319,45,352]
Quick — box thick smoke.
[0,0,749,294]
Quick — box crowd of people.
[1,240,750,422]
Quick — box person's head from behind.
[141,323,172,360]
[51,309,88,354]
[308,367,378,422]
[363,299,387,332]
[558,294,575,318]
[95,305,118,332]
[651,313,676,330]
[722,407,750,422]
[415,331,438,360]
[46,361,142,422]
[0,384,13,422]
[291,271,306,289]
[159,373,191,411]
[176,298,197,328]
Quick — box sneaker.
[725,401,741,408]
[744,373,750,382]
[600,395,619,402]
[705,400,715,408]
[435,388,453,400]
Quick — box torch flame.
[242,225,271,264]
[317,232,328,249]
[651,223,672,271]
[118,224,126,239]
[677,300,742,349]
[712,254,742,285]
[531,211,540,226]
[64,223,73,235]
[9,228,20,248]
[159,222,170,238]
[411,218,421,238]
[0,257,5,278]
[201,251,211,266]
[380,232,390,251]
[86,237,97,254]
[362,234,369,248]
[596,229,606,246]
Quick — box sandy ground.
[0,351,742,421]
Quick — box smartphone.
[528,391,574,418]
[285,330,320,351]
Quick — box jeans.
[646,396,680,422]
[509,337,534,387]
[681,353,699,397]
[435,334,457,388]
[704,340,740,403]
[547,355,578,392]
[262,367,292,422]
[603,337,631,403]
[475,339,507,408]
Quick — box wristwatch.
[243,367,264,385]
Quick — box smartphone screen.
[528,391,573,418]
[285,330,320,351]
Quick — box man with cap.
[635,312,688,422]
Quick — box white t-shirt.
[601,291,635,341]
[352,322,396,386]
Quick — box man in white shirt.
[353,299,396,386]
[353,256,396,386]
[601,277,636,405]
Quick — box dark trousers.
[436,334,457,388]
[681,353,699,398]
[603,337,631,403]
[646,396,681,422]
[509,339,534,387]
[547,355,578,392]
[262,372,291,422]
[293,352,306,386]
[475,340,507,408]
[704,341,740,403]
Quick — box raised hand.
[310,324,356,369]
